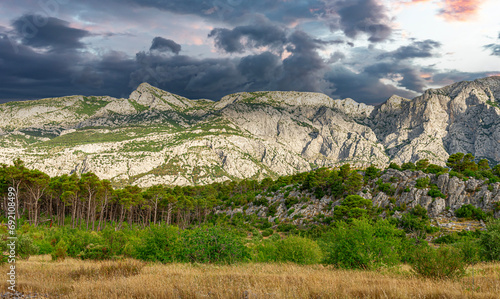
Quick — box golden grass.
[1,256,499,298]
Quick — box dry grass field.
[1,256,499,299]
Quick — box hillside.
[0,77,499,187]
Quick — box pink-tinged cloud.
[403,0,484,22]
[440,0,484,21]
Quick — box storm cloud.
[208,20,288,53]
[150,37,182,54]
[379,39,441,60]
[0,0,497,105]
[12,14,90,51]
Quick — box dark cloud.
[130,30,332,99]
[208,20,287,53]
[325,65,418,103]
[123,0,326,25]
[123,0,393,43]
[130,52,246,99]
[237,52,283,91]
[379,39,441,60]
[326,0,393,42]
[11,14,90,51]
[0,33,134,102]
[484,33,500,56]
[364,62,427,92]
[150,37,181,54]
[430,70,497,86]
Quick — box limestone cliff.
[0,77,499,187]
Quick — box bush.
[455,204,487,221]
[455,237,480,265]
[181,226,249,264]
[479,219,500,261]
[252,240,278,263]
[262,228,274,237]
[51,239,68,261]
[427,185,446,199]
[134,225,182,263]
[275,236,323,265]
[16,235,39,260]
[78,244,111,260]
[253,236,322,265]
[411,246,466,279]
[401,162,416,171]
[333,195,373,222]
[399,205,432,237]
[388,163,401,171]
[415,177,430,189]
[377,181,396,196]
[321,219,403,270]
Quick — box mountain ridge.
[0,76,499,187]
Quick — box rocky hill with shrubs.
[0,77,499,187]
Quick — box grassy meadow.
[1,256,499,299]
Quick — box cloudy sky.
[0,0,499,105]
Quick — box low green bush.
[479,219,500,261]
[134,225,182,263]
[411,246,466,279]
[275,236,323,265]
[415,177,430,189]
[253,235,322,264]
[51,239,68,261]
[181,226,249,264]
[455,204,486,221]
[320,219,403,270]
[78,244,112,260]
[262,228,274,237]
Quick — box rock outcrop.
[0,77,499,187]
[217,169,500,224]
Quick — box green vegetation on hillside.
[1,153,500,278]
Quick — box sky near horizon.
[0,0,499,104]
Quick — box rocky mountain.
[0,77,499,187]
[219,168,500,225]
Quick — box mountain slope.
[0,77,499,187]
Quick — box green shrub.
[277,223,296,232]
[262,228,274,237]
[411,246,466,279]
[35,239,53,255]
[78,244,111,260]
[377,180,396,196]
[253,236,322,265]
[479,219,500,261]
[427,185,446,199]
[434,233,460,244]
[275,236,323,265]
[399,205,431,237]
[388,163,401,171]
[455,237,480,265]
[455,204,486,221]
[364,165,381,180]
[134,225,182,263]
[333,195,373,222]
[181,226,249,264]
[426,164,448,175]
[401,162,416,171]
[252,240,278,263]
[320,219,403,270]
[51,239,68,261]
[415,177,430,189]
[16,235,39,260]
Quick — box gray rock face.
[0,77,499,187]
[216,169,499,222]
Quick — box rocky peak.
[129,83,194,111]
